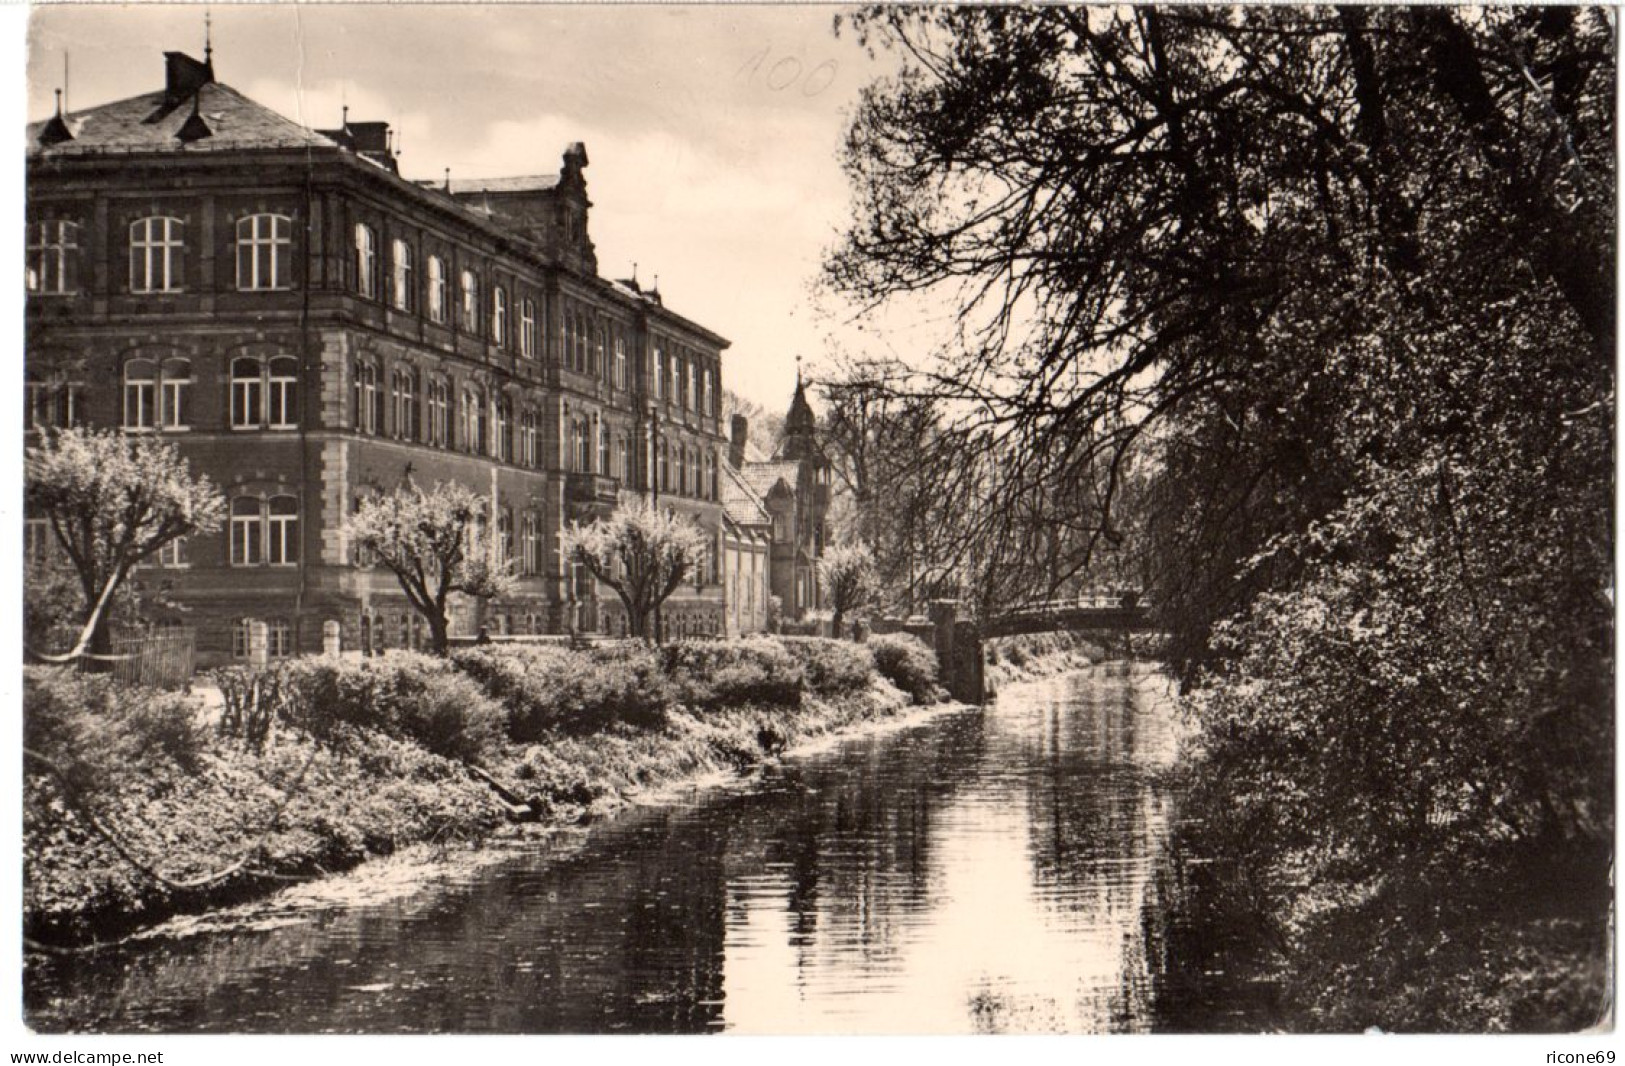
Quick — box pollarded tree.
[25,427,226,667]
[818,542,879,639]
[561,494,709,643]
[347,480,516,655]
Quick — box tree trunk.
[83,611,115,675]
[427,612,450,656]
[627,606,650,642]
[831,606,845,640]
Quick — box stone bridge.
[917,598,1152,705]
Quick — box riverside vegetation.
[23,633,951,947]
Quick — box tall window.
[123,359,157,430]
[267,496,299,564]
[354,362,382,434]
[129,217,184,293]
[703,368,714,416]
[613,335,627,390]
[236,214,291,291]
[493,394,513,461]
[653,342,664,399]
[520,408,538,467]
[520,299,537,358]
[268,357,298,429]
[391,368,418,441]
[492,286,508,348]
[658,442,670,493]
[27,220,79,295]
[460,385,485,454]
[599,423,611,478]
[522,512,541,575]
[354,223,377,298]
[594,326,607,379]
[427,255,447,323]
[496,508,513,565]
[230,497,263,565]
[427,377,450,446]
[390,238,414,312]
[27,370,83,431]
[669,354,681,406]
[155,537,187,568]
[460,269,479,332]
[686,361,697,411]
[232,356,299,429]
[678,447,689,496]
[231,359,263,429]
[615,434,629,482]
[161,358,192,429]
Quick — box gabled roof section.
[721,463,771,527]
[740,460,800,500]
[28,82,338,158]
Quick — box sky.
[24,3,898,412]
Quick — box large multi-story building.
[25,48,737,663]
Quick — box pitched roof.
[27,82,339,158]
[720,463,771,526]
[740,460,799,499]
[443,175,562,195]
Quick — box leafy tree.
[818,542,879,638]
[25,428,225,667]
[561,494,709,643]
[347,480,516,655]
[826,5,1613,1028]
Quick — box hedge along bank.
[24,634,949,947]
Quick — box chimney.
[729,415,749,469]
[163,51,214,107]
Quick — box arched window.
[354,362,381,434]
[123,359,157,430]
[460,269,479,332]
[161,358,192,429]
[268,357,298,429]
[492,286,508,348]
[231,358,264,429]
[230,497,263,565]
[267,495,299,565]
[129,217,184,293]
[427,255,447,323]
[27,220,80,295]
[390,238,414,312]
[520,299,537,358]
[391,367,418,441]
[354,222,377,298]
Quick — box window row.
[356,226,540,357]
[26,215,296,296]
[353,364,545,466]
[651,338,718,417]
[653,440,721,501]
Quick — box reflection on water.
[27,665,1251,1034]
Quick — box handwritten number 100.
[738,46,837,97]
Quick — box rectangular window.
[129,217,184,294]
[653,342,664,399]
[124,371,156,431]
[27,221,79,295]
[24,518,49,568]
[614,336,627,391]
[520,300,537,358]
[156,537,187,567]
[161,365,191,430]
[268,620,292,658]
[267,497,299,565]
[391,238,414,312]
[231,505,263,566]
[236,214,291,291]
[427,256,447,323]
[460,270,479,332]
[355,223,377,298]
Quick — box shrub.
[278,652,506,761]
[869,633,942,704]
[24,666,205,790]
[453,643,672,738]
[776,636,875,695]
[663,637,803,710]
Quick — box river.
[25,663,1268,1034]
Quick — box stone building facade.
[735,379,832,620]
[25,49,733,664]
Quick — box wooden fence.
[110,628,196,689]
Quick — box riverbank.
[984,630,1115,690]
[24,640,941,950]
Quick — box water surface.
[27,665,1256,1034]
